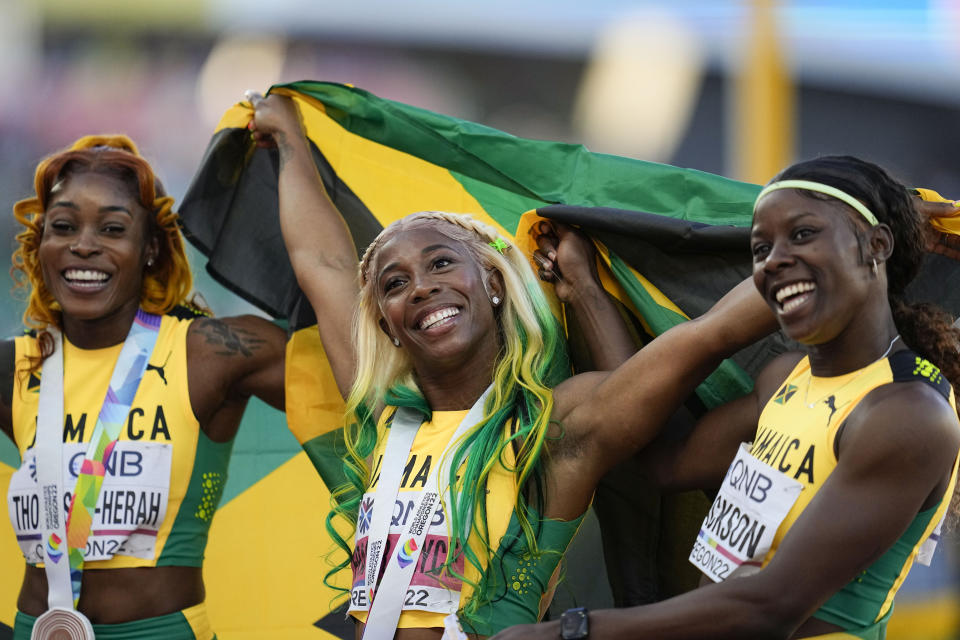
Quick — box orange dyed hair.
[11,135,193,330]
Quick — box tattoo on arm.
[193,319,268,358]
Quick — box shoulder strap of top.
[166,304,211,320]
[889,349,952,401]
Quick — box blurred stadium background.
[1,1,959,637]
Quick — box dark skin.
[915,196,960,261]
[532,221,636,370]
[250,92,778,639]
[0,171,286,624]
[493,190,960,639]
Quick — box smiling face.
[750,189,879,345]
[38,170,158,330]
[373,226,502,372]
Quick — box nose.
[410,271,439,302]
[761,240,794,273]
[69,226,102,257]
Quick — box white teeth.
[419,307,460,330]
[64,269,109,283]
[781,294,812,313]
[775,281,815,305]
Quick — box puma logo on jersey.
[146,351,172,385]
[824,395,838,426]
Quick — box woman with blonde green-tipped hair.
[248,92,778,639]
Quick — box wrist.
[560,606,589,639]
[564,280,606,306]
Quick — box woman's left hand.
[532,221,601,303]
[914,194,960,260]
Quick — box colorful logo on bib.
[397,538,418,568]
[358,497,373,534]
[46,533,63,563]
[773,383,797,405]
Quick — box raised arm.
[544,277,777,516]
[248,92,359,397]
[533,221,636,370]
[499,382,960,639]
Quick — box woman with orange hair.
[1,136,286,639]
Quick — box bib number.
[689,443,803,582]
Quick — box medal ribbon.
[360,388,490,640]
[37,310,162,608]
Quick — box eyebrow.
[751,210,820,236]
[377,243,458,280]
[422,243,456,254]
[48,201,134,216]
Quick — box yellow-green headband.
[754,179,879,227]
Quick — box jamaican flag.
[173,81,960,635]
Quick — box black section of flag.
[179,127,383,329]
[313,604,353,638]
[537,204,790,379]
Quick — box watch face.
[560,607,588,639]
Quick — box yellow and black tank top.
[753,349,959,639]
[7,309,233,569]
[348,407,584,634]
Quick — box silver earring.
[491,296,500,306]
[392,337,400,347]
[872,258,878,277]
[147,258,154,267]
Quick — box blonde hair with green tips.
[323,212,570,622]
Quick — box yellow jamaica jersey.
[7,308,232,570]
[753,349,959,639]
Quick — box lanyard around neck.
[35,310,162,609]
[361,387,490,640]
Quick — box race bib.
[349,490,462,614]
[8,441,172,564]
[689,443,803,582]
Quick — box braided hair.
[773,156,960,522]
[325,212,570,623]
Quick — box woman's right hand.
[245,91,305,149]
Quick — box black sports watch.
[559,606,589,639]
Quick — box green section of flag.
[450,170,545,232]
[0,432,18,469]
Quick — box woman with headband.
[1,136,286,639]
[495,156,960,640]
[247,93,779,639]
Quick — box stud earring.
[491,296,500,306]
[392,337,400,347]
[872,258,879,278]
